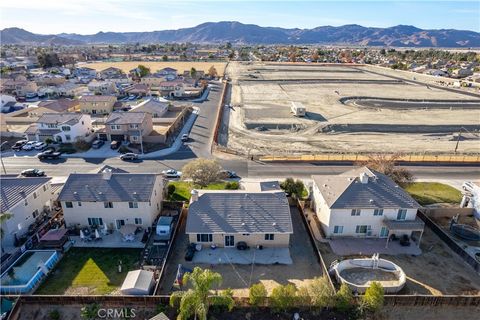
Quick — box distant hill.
[2,22,479,47]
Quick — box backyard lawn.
[403,182,462,206]
[167,181,238,202]
[36,248,141,295]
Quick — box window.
[88,217,103,226]
[104,202,113,208]
[373,209,384,216]
[355,225,368,234]
[129,202,138,208]
[397,209,407,220]
[196,234,213,242]
[65,201,73,208]
[47,124,56,128]
[65,135,71,141]
[351,209,361,216]
[242,233,250,236]
[110,125,120,130]
[78,202,82,206]
[130,124,139,129]
[134,218,142,225]
[33,209,39,219]
[24,199,28,206]
[61,126,71,131]
[265,234,274,241]
[333,226,344,234]
[132,136,138,141]
[33,192,37,199]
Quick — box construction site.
[220,62,480,156]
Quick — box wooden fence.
[211,80,229,149]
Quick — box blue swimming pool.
[0,250,59,294]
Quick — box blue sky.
[1,0,479,34]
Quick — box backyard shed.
[120,269,155,295]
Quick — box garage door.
[110,134,125,141]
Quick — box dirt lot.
[159,206,323,297]
[319,226,480,295]
[223,62,480,155]
[79,61,227,75]
[379,306,480,320]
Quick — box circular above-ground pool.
[330,256,406,294]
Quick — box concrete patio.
[192,247,293,265]
[70,231,145,248]
[328,238,422,256]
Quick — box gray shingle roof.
[58,173,159,202]
[105,112,147,125]
[37,113,83,125]
[1,177,51,212]
[312,166,420,209]
[186,191,293,234]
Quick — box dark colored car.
[236,241,249,250]
[21,169,46,177]
[120,153,138,161]
[91,140,105,149]
[11,140,28,151]
[110,140,120,150]
[37,150,62,160]
[220,170,238,179]
[185,243,196,261]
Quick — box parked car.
[181,134,189,142]
[21,141,38,151]
[110,140,120,150]
[91,140,105,149]
[20,168,45,177]
[220,170,238,179]
[37,150,61,160]
[11,140,28,151]
[34,142,47,150]
[120,153,138,161]
[161,169,182,178]
[185,243,196,261]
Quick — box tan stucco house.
[79,95,116,115]
[103,111,152,143]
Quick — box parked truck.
[291,101,306,117]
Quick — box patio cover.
[120,269,155,295]
[40,228,68,241]
[119,224,137,236]
[384,217,425,231]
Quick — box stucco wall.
[188,233,290,248]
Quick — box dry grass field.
[79,61,227,75]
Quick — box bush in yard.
[211,288,235,313]
[80,303,99,320]
[335,283,354,313]
[225,181,239,190]
[249,282,267,307]
[270,283,297,312]
[182,158,222,187]
[295,286,312,307]
[307,276,335,308]
[49,310,60,320]
[362,281,384,313]
[167,184,176,195]
[45,138,53,145]
[118,145,129,154]
[74,139,90,151]
[280,178,306,199]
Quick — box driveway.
[61,143,121,159]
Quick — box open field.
[223,62,480,155]
[79,61,226,75]
[36,248,141,295]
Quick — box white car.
[22,141,38,151]
[34,142,47,150]
[162,169,182,178]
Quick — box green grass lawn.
[403,182,462,206]
[36,248,141,295]
[167,181,237,202]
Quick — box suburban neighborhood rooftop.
[37,112,84,125]
[105,111,148,125]
[1,177,52,212]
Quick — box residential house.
[98,67,124,79]
[130,99,168,118]
[0,78,38,97]
[87,80,118,95]
[74,67,97,80]
[140,74,167,89]
[25,113,92,143]
[311,167,424,245]
[34,74,66,87]
[159,80,186,98]
[157,67,177,80]
[452,68,474,78]
[186,188,293,248]
[28,99,79,117]
[58,169,164,231]
[124,84,150,97]
[182,70,205,80]
[54,82,88,98]
[103,111,152,143]
[79,95,116,115]
[1,177,53,253]
[0,95,17,113]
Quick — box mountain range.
[1,21,479,47]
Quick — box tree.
[208,65,218,78]
[307,276,335,308]
[162,55,168,61]
[359,153,414,185]
[280,178,306,199]
[362,281,384,313]
[137,64,150,77]
[45,138,53,145]
[335,283,354,313]
[190,67,197,79]
[0,213,13,253]
[249,282,267,307]
[270,284,297,312]
[182,159,222,187]
[169,267,234,320]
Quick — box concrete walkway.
[192,247,293,265]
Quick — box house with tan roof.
[25,112,92,143]
[28,99,79,117]
[79,95,116,115]
[102,111,152,143]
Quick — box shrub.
[74,139,90,151]
[335,283,354,313]
[249,282,267,307]
[295,286,312,307]
[270,283,297,312]
[225,181,239,190]
[80,303,99,320]
[182,159,222,187]
[119,145,130,154]
[307,276,335,308]
[280,178,307,199]
[45,138,53,145]
[362,281,384,313]
[49,310,60,320]
[58,145,76,154]
[167,184,176,195]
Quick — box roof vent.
[241,222,245,226]
[323,184,327,187]
[102,168,112,180]
[360,172,368,184]
[73,191,78,195]
[191,189,199,202]
[98,192,103,195]
[133,191,137,195]
[369,199,374,203]
[272,222,277,226]
[85,184,89,188]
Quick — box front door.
[224,235,235,247]
[380,227,389,238]
[116,219,125,229]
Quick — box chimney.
[360,172,368,184]
[191,189,199,202]
[102,168,112,180]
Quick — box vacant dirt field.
[223,62,480,155]
[79,61,226,75]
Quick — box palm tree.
[0,213,13,253]
[170,267,234,320]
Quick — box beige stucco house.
[103,111,152,143]
[79,95,116,115]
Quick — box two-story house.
[157,67,178,80]
[98,67,124,79]
[1,177,53,253]
[59,169,164,231]
[74,67,97,80]
[159,80,186,98]
[25,113,92,143]
[79,95,116,115]
[103,111,152,143]
[28,99,79,117]
[0,78,38,97]
[87,80,118,95]
[140,74,167,89]
[311,167,424,246]
[130,99,168,118]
